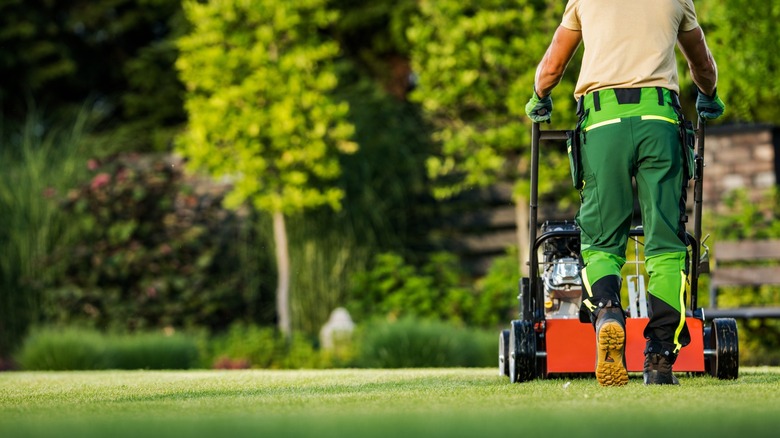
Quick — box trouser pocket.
[567,129,584,190]
[679,120,695,180]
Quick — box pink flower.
[90,173,111,190]
[87,159,99,171]
[159,243,172,255]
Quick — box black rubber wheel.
[509,320,537,383]
[499,329,510,377]
[702,324,712,376]
[708,318,739,380]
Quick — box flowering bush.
[39,153,274,332]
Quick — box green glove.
[525,88,553,123]
[696,88,725,120]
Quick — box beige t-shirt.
[561,0,699,99]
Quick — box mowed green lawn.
[2,368,779,438]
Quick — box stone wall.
[699,124,778,213]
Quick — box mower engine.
[540,221,583,319]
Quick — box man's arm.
[534,26,582,97]
[677,26,718,95]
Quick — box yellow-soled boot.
[594,306,629,386]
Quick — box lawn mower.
[498,121,739,383]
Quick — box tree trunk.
[273,210,291,338]
[514,195,530,278]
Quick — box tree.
[407,0,579,273]
[0,0,186,150]
[691,0,780,123]
[329,0,419,98]
[176,0,356,337]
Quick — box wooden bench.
[705,239,780,319]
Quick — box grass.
[1,368,780,437]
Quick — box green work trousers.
[575,88,691,358]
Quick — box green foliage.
[16,327,199,370]
[695,1,780,123]
[286,220,371,335]
[348,251,514,328]
[105,331,200,370]
[119,0,189,151]
[15,328,108,371]
[738,318,780,366]
[354,317,494,368]
[331,0,417,57]
[713,280,780,366]
[709,187,780,365]
[333,76,432,251]
[348,252,474,324]
[472,247,521,327]
[176,0,356,215]
[407,0,579,199]
[286,76,433,335]
[712,188,780,240]
[0,110,90,358]
[39,153,274,332]
[330,0,418,95]
[207,323,323,369]
[0,0,76,100]
[0,0,187,151]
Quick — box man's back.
[562,0,699,98]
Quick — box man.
[525,0,725,386]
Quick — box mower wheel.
[499,329,510,377]
[707,318,739,380]
[702,324,712,376]
[509,320,537,383]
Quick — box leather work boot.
[644,353,680,385]
[594,305,629,386]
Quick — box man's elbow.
[547,60,569,78]
[690,57,718,80]
[539,57,568,82]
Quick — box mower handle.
[690,117,706,310]
[528,123,570,282]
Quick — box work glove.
[525,88,553,123]
[696,88,725,120]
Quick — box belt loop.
[656,87,664,106]
[593,90,601,112]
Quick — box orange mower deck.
[544,317,705,374]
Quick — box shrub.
[712,188,780,240]
[16,327,199,370]
[472,247,520,327]
[16,328,108,371]
[104,332,199,370]
[347,252,474,324]
[207,323,324,369]
[355,317,494,368]
[38,153,275,332]
[348,250,518,329]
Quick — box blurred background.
[1,0,778,371]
